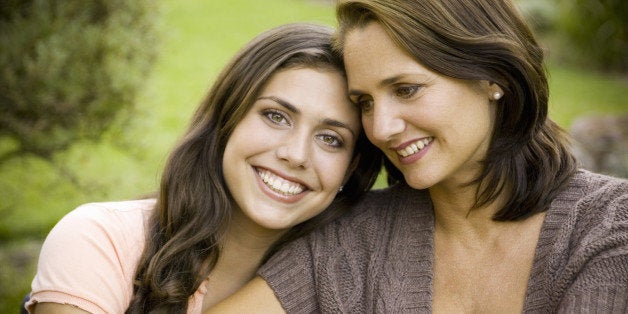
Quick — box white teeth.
[257,168,305,196]
[396,137,433,157]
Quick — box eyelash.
[394,85,420,98]
[353,84,421,114]
[263,109,290,126]
[317,133,344,148]
[354,97,374,113]
[262,109,344,149]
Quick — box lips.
[256,167,306,196]
[395,137,433,157]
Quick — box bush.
[516,0,559,34]
[0,0,160,162]
[556,0,627,72]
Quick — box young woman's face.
[222,67,359,233]
[343,22,498,190]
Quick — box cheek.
[317,153,352,187]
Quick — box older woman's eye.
[394,85,419,98]
[359,99,374,113]
[354,95,374,114]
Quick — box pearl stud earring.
[493,91,502,100]
[338,186,344,192]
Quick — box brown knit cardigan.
[259,170,628,313]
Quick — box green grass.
[548,65,627,126]
[1,0,627,310]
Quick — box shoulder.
[547,169,627,239]
[550,169,627,227]
[46,199,155,250]
[339,183,432,227]
[260,184,434,312]
[61,199,155,229]
[570,169,627,197]
[531,170,628,311]
[43,197,156,261]
[28,199,156,314]
[64,198,156,224]
[42,198,156,272]
[537,170,627,290]
[302,183,433,267]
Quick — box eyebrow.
[257,96,357,138]
[348,74,403,97]
[348,73,420,97]
[258,96,300,114]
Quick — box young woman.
[25,23,381,313]
[208,0,628,313]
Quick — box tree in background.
[0,0,160,164]
[517,0,626,73]
[556,0,627,73]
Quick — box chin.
[253,216,296,231]
[404,175,434,190]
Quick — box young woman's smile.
[222,67,360,231]
[255,166,308,203]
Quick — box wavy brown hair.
[126,23,382,313]
[335,0,577,221]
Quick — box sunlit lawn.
[0,0,626,311]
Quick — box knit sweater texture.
[259,170,628,313]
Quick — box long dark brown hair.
[335,0,577,221]
[126,23,382,313]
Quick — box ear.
[342,154,361,185]
[482,80,504,100]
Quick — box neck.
[201,209,286,309]
[217,208,287,277]
[429,180,508,240]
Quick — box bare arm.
[205,276,285,314]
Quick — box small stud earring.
[338,186,343,192]
[493,91,502,100]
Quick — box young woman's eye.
[394,85,419,99]
[317,133,344,148]
[263,109,289,126]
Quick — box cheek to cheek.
[362,119,376,140]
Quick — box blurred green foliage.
[558,0,627,72]
[518,0,627,73]
[0,0,160,161]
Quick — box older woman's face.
[222,67,359,233]
[343,22,500,190]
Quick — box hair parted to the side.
[335,0,577,221]
[126,23,382,313]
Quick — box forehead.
[262,67,345,102]
[260,67,360,127]
[343,23,432,87]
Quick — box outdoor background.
[1,0,626,311]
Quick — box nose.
[275,130,310,168]
[368,100,405,143]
